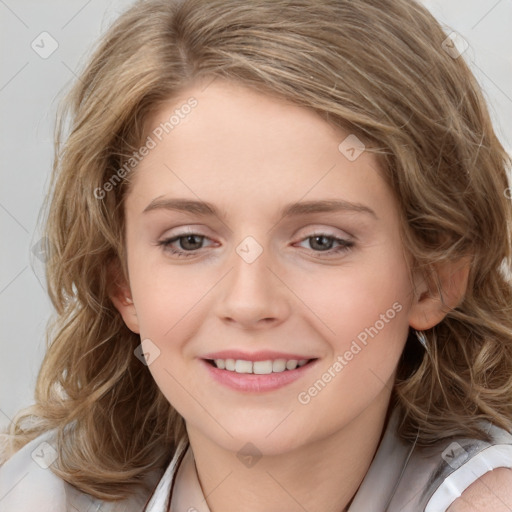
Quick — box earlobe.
[408,256,471,331]
[107,259,140,334]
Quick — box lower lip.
[200,359,319,392]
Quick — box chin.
[207,422,313,457]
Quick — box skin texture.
[447,468,512,511]
[111,78,475,512]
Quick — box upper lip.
[201,350,317,362]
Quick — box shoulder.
[446,467,512,512]
[382,414,512,512]
[0,429,68,512]
[423,422,512,512]
[0,429,154,512]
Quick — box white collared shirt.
[2,408,512,512]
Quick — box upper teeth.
[213,358,309,374]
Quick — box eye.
[157,233,214,257]
[156,231,354,259]
[296,233,354,256]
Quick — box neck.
[186,389,392,512]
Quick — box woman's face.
[117,78,418,454]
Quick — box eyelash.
[157,232,354,258]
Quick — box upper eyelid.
[161,230,352,246]
[162,224,352,239]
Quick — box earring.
[415,330,428,350]
[125,297,133,304]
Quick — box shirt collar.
[143,437,189,512]
[144,408,412,512]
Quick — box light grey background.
[1,0,511,430]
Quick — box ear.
[107,258,140,334]
[408,256,471,330]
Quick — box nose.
[214,240,291,330]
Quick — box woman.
[1,0,512,510]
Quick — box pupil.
[182,235,202,250]
[312,235,332,251]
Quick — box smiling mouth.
[205,358,318,374]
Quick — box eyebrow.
[142,197,377,219]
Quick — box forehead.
[142,79,343,161]
[125,79,393,218]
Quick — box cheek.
[128,249,214,339]
[289,267,411,429]
[287,248,413,396]
[289,251,412,345]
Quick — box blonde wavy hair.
[2,0,512,502]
